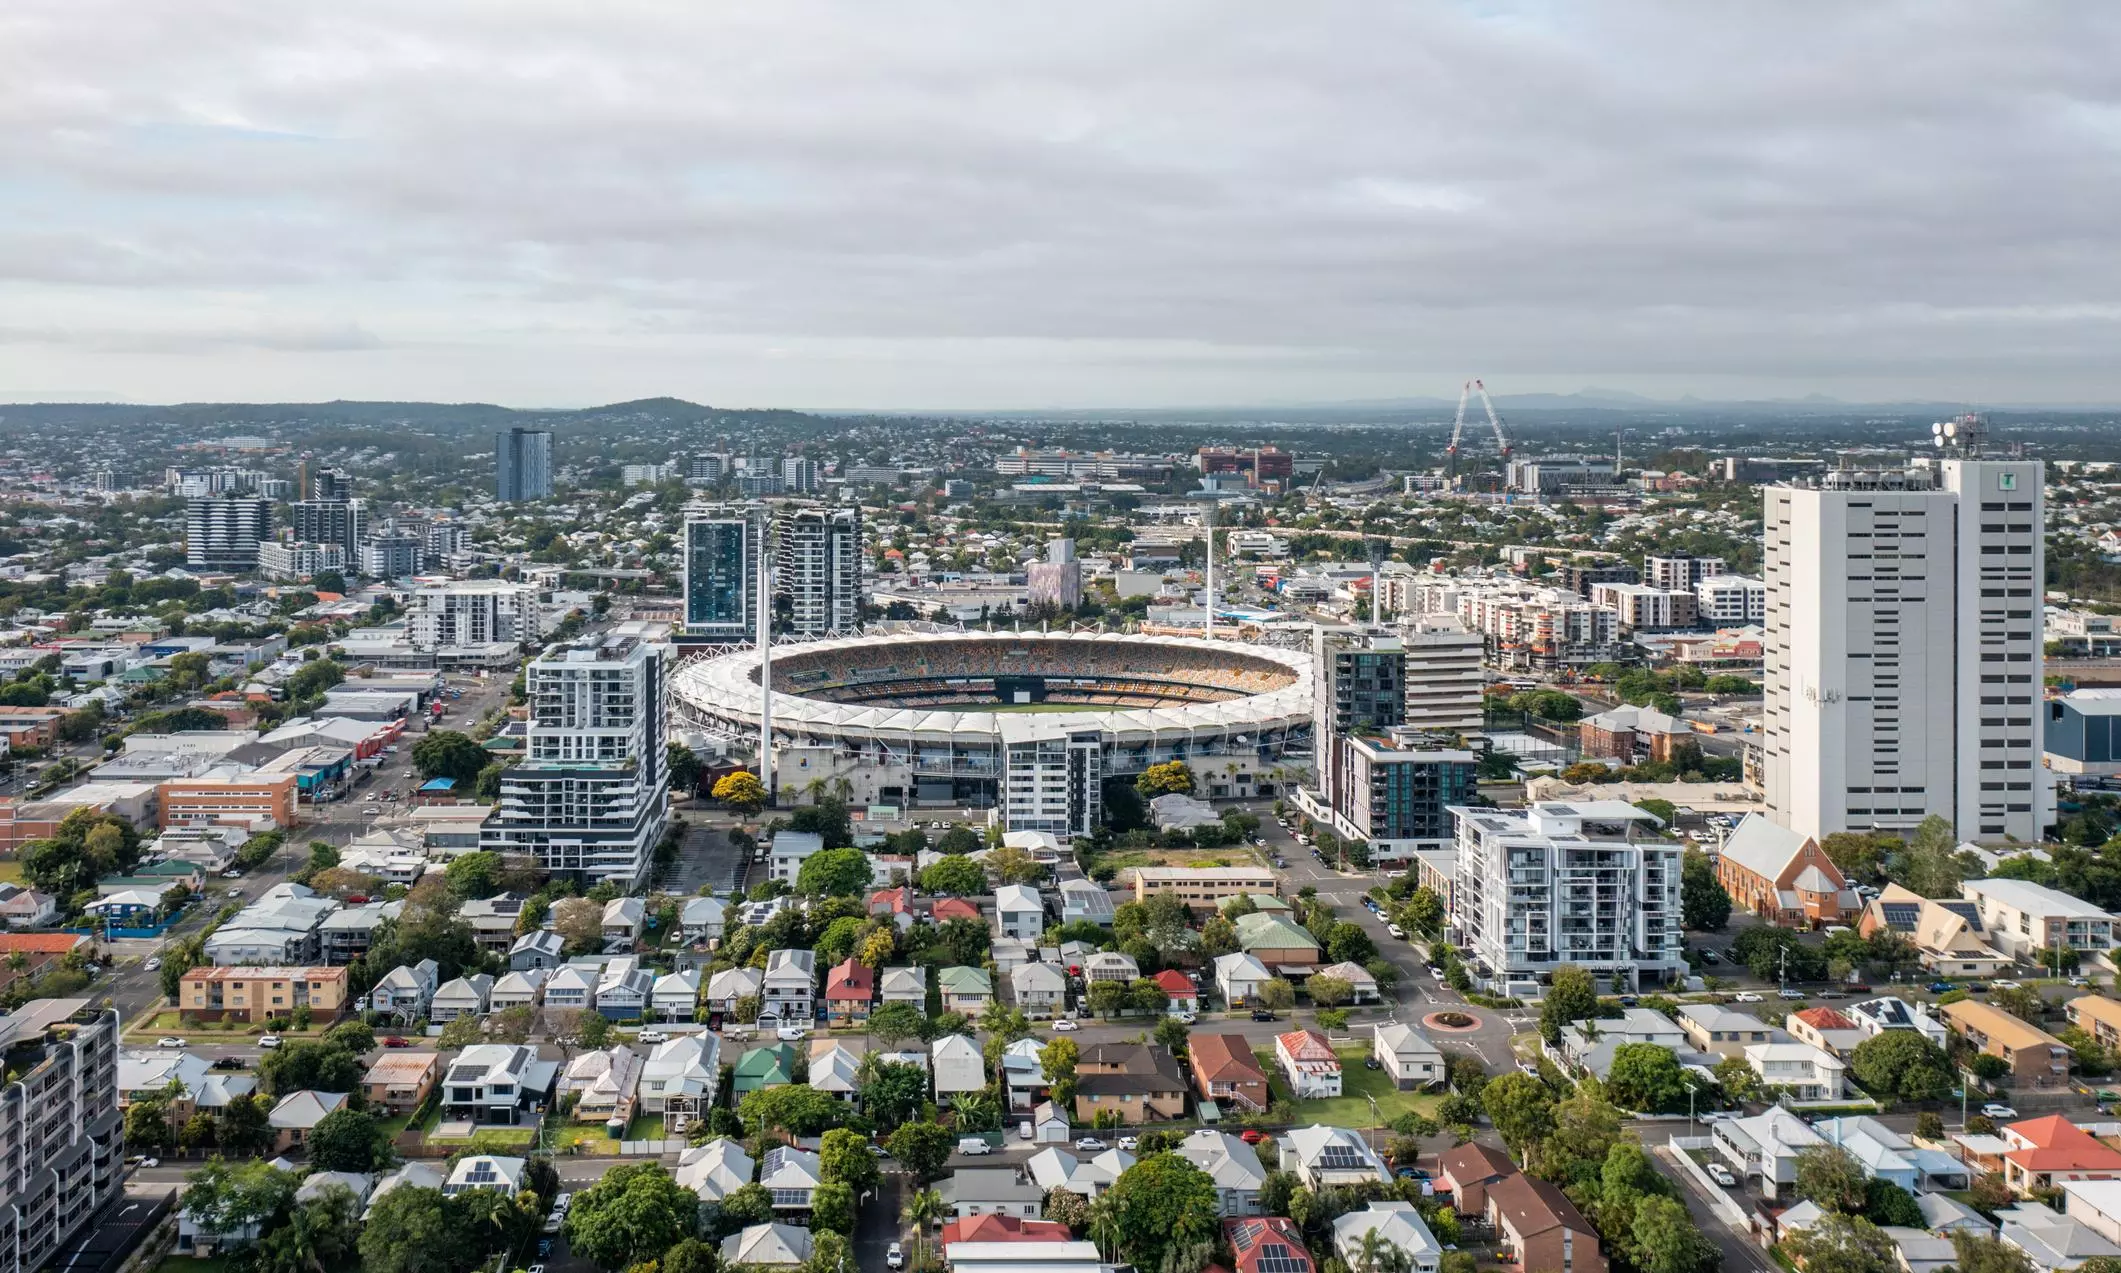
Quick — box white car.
[1116,1135,1139,1150]
[1075,1137,1106,1151]
[885,1243,904,1270]
[139,1156,160,1169]
[143,957,161,971]
[1731,993,1764,1004]
[1173,1012,1197,1025]
[1982,1103,2018,1120]
[258,1035,283,1049]
[636,1030,668,1045]
[157,1036,187,1048]
[1051,1019,1078,1032]
[1990,980,2021,991]
[776,1025,808,1042]
[1708,1164,1737,1187]
[1387,924,1407,939]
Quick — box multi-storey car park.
[672,631,1312,837]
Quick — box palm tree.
[803,776,829,805]
[1087,1193,1120,1264]
[901,1186,944,1270]
[1355,1227,1414,1273]
[953,1092,998,1133]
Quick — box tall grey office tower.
[1763,436,2050,843]
[496,428,554,501]
[1310,625,1407,823]
[290,498,366,556]
[185,496,273,570]
[683,508,759,642]
[780,456,820,495]
[777,506,862,635]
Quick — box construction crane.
[1445,378,1515,479]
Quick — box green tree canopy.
[1605,1043,1692,1114]
[1538,963,1600,1045]
[1847,1030,1953,1102]
[1680,848,1731,930]
[796,847,873,897]
[562,1163,698,1270]
[1104,1153,1220,1272]
[412,730,489,785]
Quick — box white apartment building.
[482,624,670,885]
[1001,725,1102,839]
[256,541,348,583]
[1449,800,1685,997]
[1455,584,1621,670]
[777,506,862,636]
[1645,555,1725,591]
[408,581,543,650]
[1958,878,2117,962]
[1591,582,1698,632]
[1398,617,1484,735]
[1762,455,2050,842]
[1695,574,1767,626]
[0,1008,123,1273]
[185,496,273,571]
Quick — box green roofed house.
[97,860,206,898]
[937,966,994,1015]
[1232,913,1323,969]
[731,1043,795,1097]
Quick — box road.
[1648,1139,1774,1273]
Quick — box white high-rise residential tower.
[776,506,862,636]
[1762,448,2049,843]
[482,623,669,884]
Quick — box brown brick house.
[1488,1173,1606,1273]
[1714,814,1858,928]
[1074,1042,1188,1125]
[1188,1032,1269,1113]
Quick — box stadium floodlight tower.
[1203,501,1216,641]
[755,511,775,804]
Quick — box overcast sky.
[2,3,2117,409]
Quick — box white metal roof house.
[594,957,654,1021]
[880,965,927,1005]
[510,928,565,971]
[1279,1125,1391,1191]
[602,897,646,942]
[489,968,547,1010]
[994,884,1044,940]
[367,959,439,1021]
[1332,1202,1442,1273]
[681,896,726,943]
[543,964,597,1011]
[1009,962,1067,1018]
[652,970,700,1022]
[429,975,493,1023]
[705,966,763,1014]
[677,1137,755,1203]
[1372,1022,1445,1091]
[767,831,825,886]
[1176,1129,1267,1217]
[759,1146,821,1212]
[932,1033,987,1099]
[1214,952,1270,1007]
[761,949,817,1026]
[720,1223,811,1269]
[443,1155,528,1197]
[640,1034,721,1118]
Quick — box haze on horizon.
[2,3,2119,412]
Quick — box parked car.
[957,1138,992,1156]
[1364,1057,1382,1070]
[1617,995,1638,1008]
[1116,1135,1139,1150]
[1927,981,1956,994]
[212,1057,246,1071]
[1708,1165,1737,1187]
[1698,949,1720,964]
[636,1030,668,1045]
[139,1157,159,1169]
[1777,989,1805,1000]
[1239,1129,1269,1145]
[156,1037,186,1048]
[2072,976,2094,988]
[384,1036,411,1047]
[1075,1137,1107,1152]
[1172,1012,1196,1025]
[1991,980,2022,991]
[258,1035,282,1049]
[776,1025,808,1041]
[1982,1103,2018,1120]
[1387,924,1407,939]
[1731,993,1763,1004]
[1250,1010,1277,1022]
[886,1243,905,1270]
[1052,1019,1078,1032]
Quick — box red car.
[1239,1129,1268,1145]
[383,1036,410,1048]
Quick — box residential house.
[1176,1129,1267,1217]
[759,1145,821,1213]
[1280,1125,1391,1191]
[430,975,493,1023]
[1059,879,1116,926]
[676,1138,755,1204]
[602,897,646,945]
[442,1155,527,1198]
[0,885,57,929]
[651,970,700,1022]
[939,966,994,1015]
[2068,996,2121,1052]
[639,1034,721,1123]
[564,1046,641,1124]
[1676,1004,1777,1059]
[1714,814,1859,927]
[1941,999,2073,1087]
[1222,1218,1315,1273]
[1373,1022,1445,1091]
[441,1043,559,1124]
[361,1052,441,1115]
[1333,1203,1442,1273]
[809,1039,863,1103]
[1000,1038,1045,1111]
[880,965,926,1007]
[823,957,875,1025]
[1010,962,1067,1019]
[178,965,350,1024]
[367,959,439,1021]
[680,896,725,944]
[1232,913,1323,968]
[2001,1115,2121,1196]
[1786,1007,1867,1056]
[458,894,527,954]
[720,1224,811,1270]
[269,1090,347,1151]
[2061,1180,2121,1247]
[704,966,763,1016]
[731,1044,795,1098]
[1743,1041,1846,1102]
[594,957,654,1021]
[1027,1146,1136,1198]
[1561,1007,1692,1079]
[1437,1143,1516,1217]
[1713,1107,1826,1198]
[542,964,597,1012]
[1847,995,1950,1047]
[1998,1199,2121,1270]
[1275,1028,1342,1099]
[1083,952,1138,984]
[1813,1116,1970,1194]
[938,1168,1045,1221]
[1030,1099,1070,1144]
[994,884,1044,940]
[760,949,817,1028]
[1190,1032,1270,1113]
[1213,952,1271,1007]
[990,937,1033,977]
[766,830,824,886]
[939,1215,1072,1246]
[932,1033,986,1102]
[1860,884,2012,976]
[118,1048,255,1124]
[867,886,917,932]
[1148,969,1200,1016]
[317,902,395,965]
[509,929,565,971]
[1074,1042,1188,1125]
[1961,878,2120,962]
[1311,960,1380,1005]
[932,897,981,926]
[1487,1174,1606,1273]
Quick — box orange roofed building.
[1714,814,1858,928]
[1999,1114,2121,1195]
[938,1215,1071,1246]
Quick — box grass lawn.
[1253,1046,1443,1128]
[429,1124,536,1148]
[0,859,23,884]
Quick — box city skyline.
[3,5,2119,408]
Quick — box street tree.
[562,1163,698,1270]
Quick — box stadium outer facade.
[671,630,1313,837]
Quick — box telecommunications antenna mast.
[1444,378,1515,478]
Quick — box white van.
[1017,1121,1033,1141]
[957,1137,992,1156]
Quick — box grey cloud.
[0,1,2117,405]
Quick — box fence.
[1660,1136,1750,1229]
